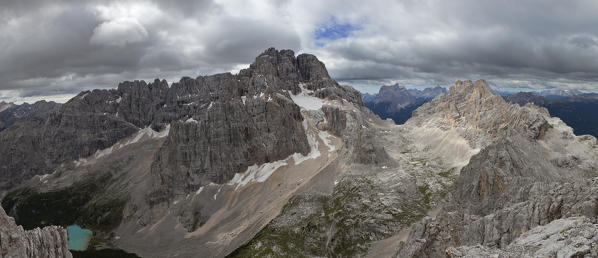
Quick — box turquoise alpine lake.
[66,225,92,251]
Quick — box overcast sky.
[1,0,598,102]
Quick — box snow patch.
[213,186,222,200]
[154,124,170,138]
[292,119,321,165]
[95,146,113,159]
[73,158,88,167]
[290,84,323,110]
[185,117,198,123]
[195,186,204,195]
[228,159,288,190]
[129,125,170,144]
[318,131,335,151]
[39,174,50,181]
[93,124,170,159]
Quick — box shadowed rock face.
[407,86,447,100]
[505,91,547,106]
[363,85,447,125]
[0,107,139,190]
[0,205,71,258]
[373,84,417,112]
[148,48,364,201]
[0,100,61,132]
[0,48,362,194]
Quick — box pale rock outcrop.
[393,80,598,258]
[446,217,598,258]
[408,80,552,148]
[0,205,71,258]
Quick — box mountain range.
[505,92,598,138]
[0,100,61,131]
[363,84,447,124]
[1,49,597,257]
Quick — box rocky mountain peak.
[409,79,552,148]
[505,91,547,106]
[0,100,61,132]
[370,83,417,114]
[379,83,408,93]
[374,84,414,101]
[407,85,447,100]
[450,79,497,101]
[0,101,14,112]
[240,47,334,95]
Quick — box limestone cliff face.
[394,80,598,258]
[148,48,365,201]
[0,48,362,192]
[0,205,71,258]
[0,100,61,132]
[445,217,598,257]
[408,79,552,148]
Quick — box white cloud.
[90,17,148,47]
[1,0,598,99]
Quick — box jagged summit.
[0,47,363,191]
[407,85,447,100]
[505,91,547,106]
[408,79,552,147]
[450,79,495,96]
[395,80,598,258]
[0,47,372,257]
[4,48,597,258]
[0,101,14,112]
[241,47,332,85]
[373,83,417,110]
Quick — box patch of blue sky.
[314,17,360,46]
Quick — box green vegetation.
[418,185,431,206]
[228,177,429,257]
[86,236,105,250]
[71,249,139,258]
[1,173,126,232]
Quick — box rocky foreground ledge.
[0,205,71,258]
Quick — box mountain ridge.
[0,50,596,258]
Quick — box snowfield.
[290,84,323,110]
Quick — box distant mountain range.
[363,84,598,139]
[0,101,61,131]
[363,84,447,124]
[504,91,598,138]
[1,49,598,257]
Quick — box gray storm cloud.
[0,0,597,102]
